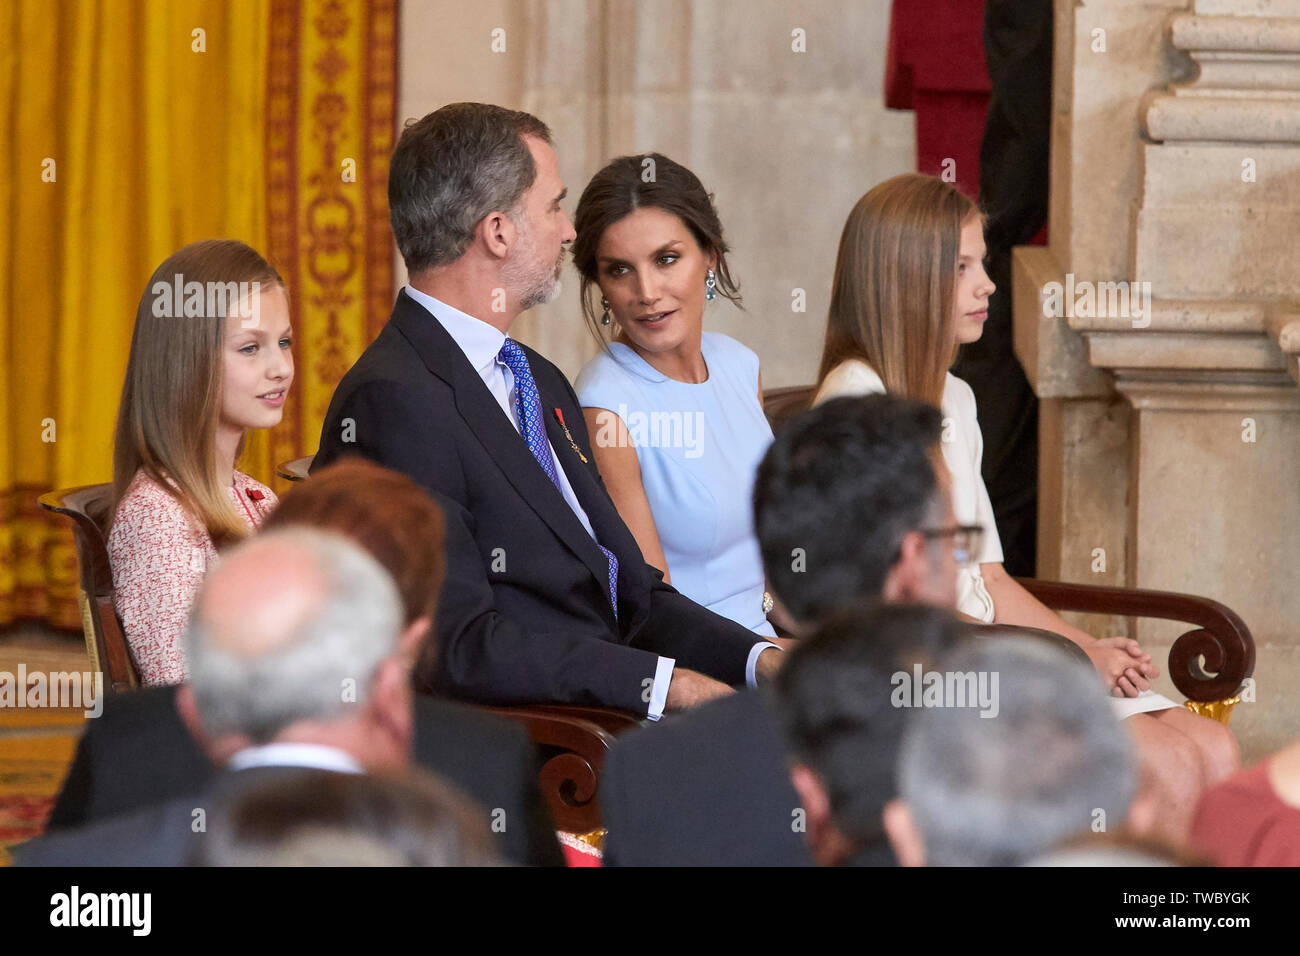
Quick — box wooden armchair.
[761,385,1257,721]
[38,484,140,693]
[278,454,646,833]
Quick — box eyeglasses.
[918,524,984,565]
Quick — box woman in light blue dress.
[572,153,777,637]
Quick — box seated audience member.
[572,153,776,637]
[883,637,1142,867]
[314,103,780,718]
[1189,739,1300,866]
[774,605,984,865]
[599,394,961,866]
[110,239,293,684]
[812,173,1237,839]
[191,768,501,867]
[44,461,562,866]
[19,527,435,865]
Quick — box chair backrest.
[275,456,315,482]
[762,385,816,436]
[37,484,139,693]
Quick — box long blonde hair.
[112,239,285,545]
[818,174,979,409]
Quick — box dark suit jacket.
[41,686,563,866]
[19,766,500,867]
[600,688,816,866]
[314,291,762,713]
[20,767,322,866]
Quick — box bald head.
[184,527,404,744]
[195,534,334,660]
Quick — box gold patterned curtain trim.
[2,0,398,629]
[262,0,397,494]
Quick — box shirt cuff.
[645,655,675,721]
[746,641,782,688]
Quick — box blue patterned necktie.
[498,337,619,617]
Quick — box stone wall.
[397,0,914,385]
[1021,0,1300,761]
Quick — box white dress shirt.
[408,286,775,718]
[226,742,364,774]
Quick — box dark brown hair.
[262,459,446,628]
[113,239,285,545]
[191,768,501,867]
[572,152,740,346]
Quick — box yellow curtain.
[0,0,396,629]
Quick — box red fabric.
[885,1,990,200]
[558,832,603,866]
[1190,758,1300,866]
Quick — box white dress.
[813,358,1175,719]
[814,359,1001,623]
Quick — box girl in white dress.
[813,173,1237,841]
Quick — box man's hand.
[753,645,785,685]
[1087,637,1157,697]
[664,668,734,711]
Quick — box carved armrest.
[1015,578,1256,703]
[479,704,645,833]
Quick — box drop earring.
[600,298,612,326]
[705,269,717,302]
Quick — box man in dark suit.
[600,395,963,865]
[42,685,562,867]
[18,527,544,866]
[314,103,780,718]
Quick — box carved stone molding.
[1145,11,1300,140]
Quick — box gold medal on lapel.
[553,407,589,463]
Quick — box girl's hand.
[1087,639,1154,697]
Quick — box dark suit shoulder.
[412,695,563,866]
[16,797,197,867]
[413,695,534,771]
[45,686,213,832]
[603,690,814,866]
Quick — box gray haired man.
[883,637,1156,867]
[17,528,473,866]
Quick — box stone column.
[1019,0,1300,759]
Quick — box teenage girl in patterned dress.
[109,239,293,684]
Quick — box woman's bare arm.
[582,406,672,583]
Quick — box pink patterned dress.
[107,470,278,685]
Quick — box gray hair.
[898,637,1136,866]
[388,102,552,275]
[185,527,404,743]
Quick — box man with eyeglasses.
[599,394,980,865]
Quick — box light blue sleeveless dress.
[575,332,777,637]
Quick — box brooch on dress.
[553,408,589,463]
